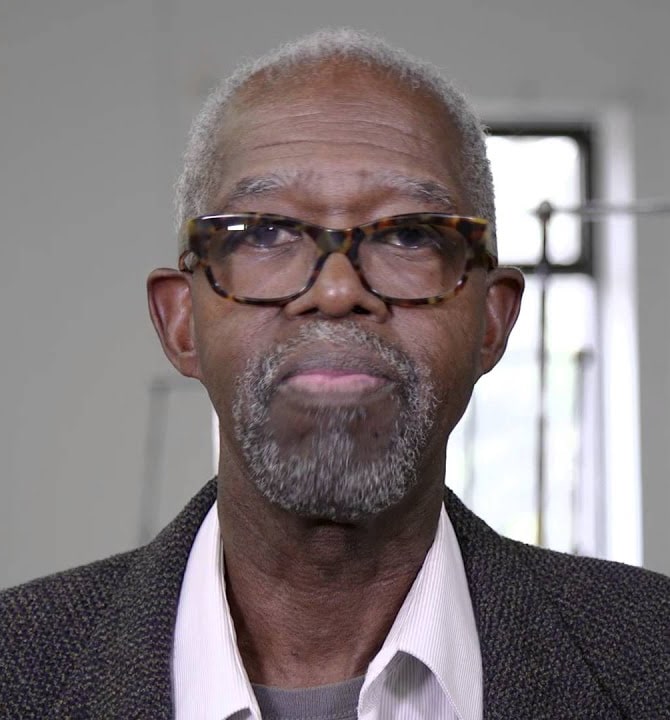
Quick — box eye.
[378,224,440,249]
[240,222,302,248]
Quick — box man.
[1,28,668,720]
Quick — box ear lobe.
[479,267,524,376]
[147,268,201,379]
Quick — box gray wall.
[1,0,668,588]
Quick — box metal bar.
[139,376,204,544]
[570,349,592,555]
[535,201,552,547]
[139,378,170,545]
[534,200,670,218]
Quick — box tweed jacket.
[1,479,668,720]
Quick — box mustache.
[247,320,421,394]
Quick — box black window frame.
[486,123,596,277]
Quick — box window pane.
[447,275,598,553]
[448,278,540,545]
[487,135,583,265]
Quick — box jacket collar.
[444,487,621,719]
[53,480,618,719]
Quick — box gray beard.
[232,321,437,521]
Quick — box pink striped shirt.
[173,502,482,719]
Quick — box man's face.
[153,62,522,521]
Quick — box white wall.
[2,0,668,588]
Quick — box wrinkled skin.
[148,60,523,688]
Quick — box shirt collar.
[360,506,482,720]
[173,502,482,720]
[173,503,261,720]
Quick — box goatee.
[232,321,437,521]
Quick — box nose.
[283,253,389,321]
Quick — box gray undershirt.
[252,676,365,720]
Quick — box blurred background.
[2,0,669,589]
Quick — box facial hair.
[232,321,437,521]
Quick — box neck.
[217,462,444,689]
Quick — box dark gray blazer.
[1,479,668,719]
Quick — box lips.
[284,370,386,393]
[274,347,398,398]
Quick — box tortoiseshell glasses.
[179,212,497,307]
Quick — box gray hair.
[175,27,496,253]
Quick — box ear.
[147,268,201,379]
[478,267,524,376]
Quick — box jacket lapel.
[445,488,622,720]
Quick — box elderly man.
[1,29,668,720]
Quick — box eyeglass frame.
[178,211,498,308]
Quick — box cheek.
[192,319,239,415]
[403,309,483,376]
[396,303,486,424]
[190,284,272,413]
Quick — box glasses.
[179,212,497,307]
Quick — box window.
[447,127,601,556]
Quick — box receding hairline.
[176,28,497,253]
[213,58,470,202]
[229,52,450,109]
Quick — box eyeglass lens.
[205,218,469,301]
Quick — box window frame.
[486,123,596,277]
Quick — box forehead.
[211,61,469,218]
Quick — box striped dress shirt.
[173,503,483,719]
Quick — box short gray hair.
[175,27,496,253]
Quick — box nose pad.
[283,252,389,320]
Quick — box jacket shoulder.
[447,487,669,716]
[0,550,139,717]
[0,480,218,718]
[515,539,670,713]
[516,539,670,618]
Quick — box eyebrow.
[218,171,459,214]
[383,174,458,213]
[222,174,287,205]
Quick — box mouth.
[274,349,398,404]
[284,369,387,393]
